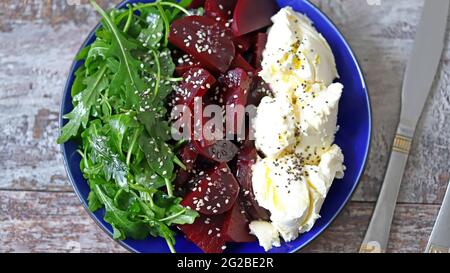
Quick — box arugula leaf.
[86,38,111,66]
[92,0,146,110]
[163,202,198,226]
[137,110,171,142]
[71,65,87,97]
[87,190,103,212]
[58,65,108,144]
[93,184,149,240]
[135,168,166,190]
[138,134,174,181]
[138,12,164,49]
[84,121,129,188]
[107,113,137,155]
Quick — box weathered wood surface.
[0,0,449,252]
[0,191,439,253]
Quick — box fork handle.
[359,132,412,253]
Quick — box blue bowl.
[60,0,371,253]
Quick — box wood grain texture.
[0,190,438,253]
[0,0,449,253]
[0,190,126,253]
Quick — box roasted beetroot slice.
[188,0,205,9]
[223,198,256,242]
[173,52,203,77]
[236,142,270,221]
[169,16,235,73]
[178,213,227,253]
[190,101,239,163]
[205,0,237,21]
[231,54,256,74]
[180,142,198,170]
[174,169,191,190]
[219,68,252,135]
[193,140,239,163]
[235,142,257,190]
[175,68,216,107]
[247,76,271,106]
[252,32,268,69]
[232,0,278,36]
[181,163,240,215]
[233,33,254,52]
[174,143,198,189]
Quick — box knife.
[426,181,450,253]
[360,0,449,253]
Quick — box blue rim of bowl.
[60,0,372,253]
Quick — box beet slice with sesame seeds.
[219,68,252,135]
[180,142,198,170]
[232,33,254,52]
[193,139,239,163]
[169,16,235,73]
[223,197,257,243]
[178,213,227,253]
[172,51,203,77]
[236,141,271,221]
[232,0,278,36]
[189,95,239,163]
[205,0,237,22]
[230,54,256,74]
[247,76,271,106]
[252,32,268,70]
[174,142,199,189]
[181,163,240,215]
[175,68,216,107]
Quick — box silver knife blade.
[426,181,450,253]
[400,0,449,132]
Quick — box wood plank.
[0,0,119,29]
[0,190,439,253]
[0,190,126,253]
[1,1,449,200]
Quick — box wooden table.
[1,0,449,253]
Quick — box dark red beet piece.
[174,68,216,107]
[247,76,271,106]
[178,213,227,253]
[193,140,239,163]
[233,33,254,52]
[232,0,278,36]
[169,16,236,73]
[187,94,239,163]
[236,141,270,221]
[205,0,237,21]
[219,68,252,135]
[231,54,256,74]
[188,0,206,9]
[174,142,198,189]
[173,51,203,77]
[180,142,198,170]
[223,197,257,242]
[252,32,268,70]
[181,163,240,215]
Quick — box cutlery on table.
[359,0,449,253]
[426,180,450,253]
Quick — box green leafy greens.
[58,0,197,253]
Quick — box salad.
[59,0,345,253]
